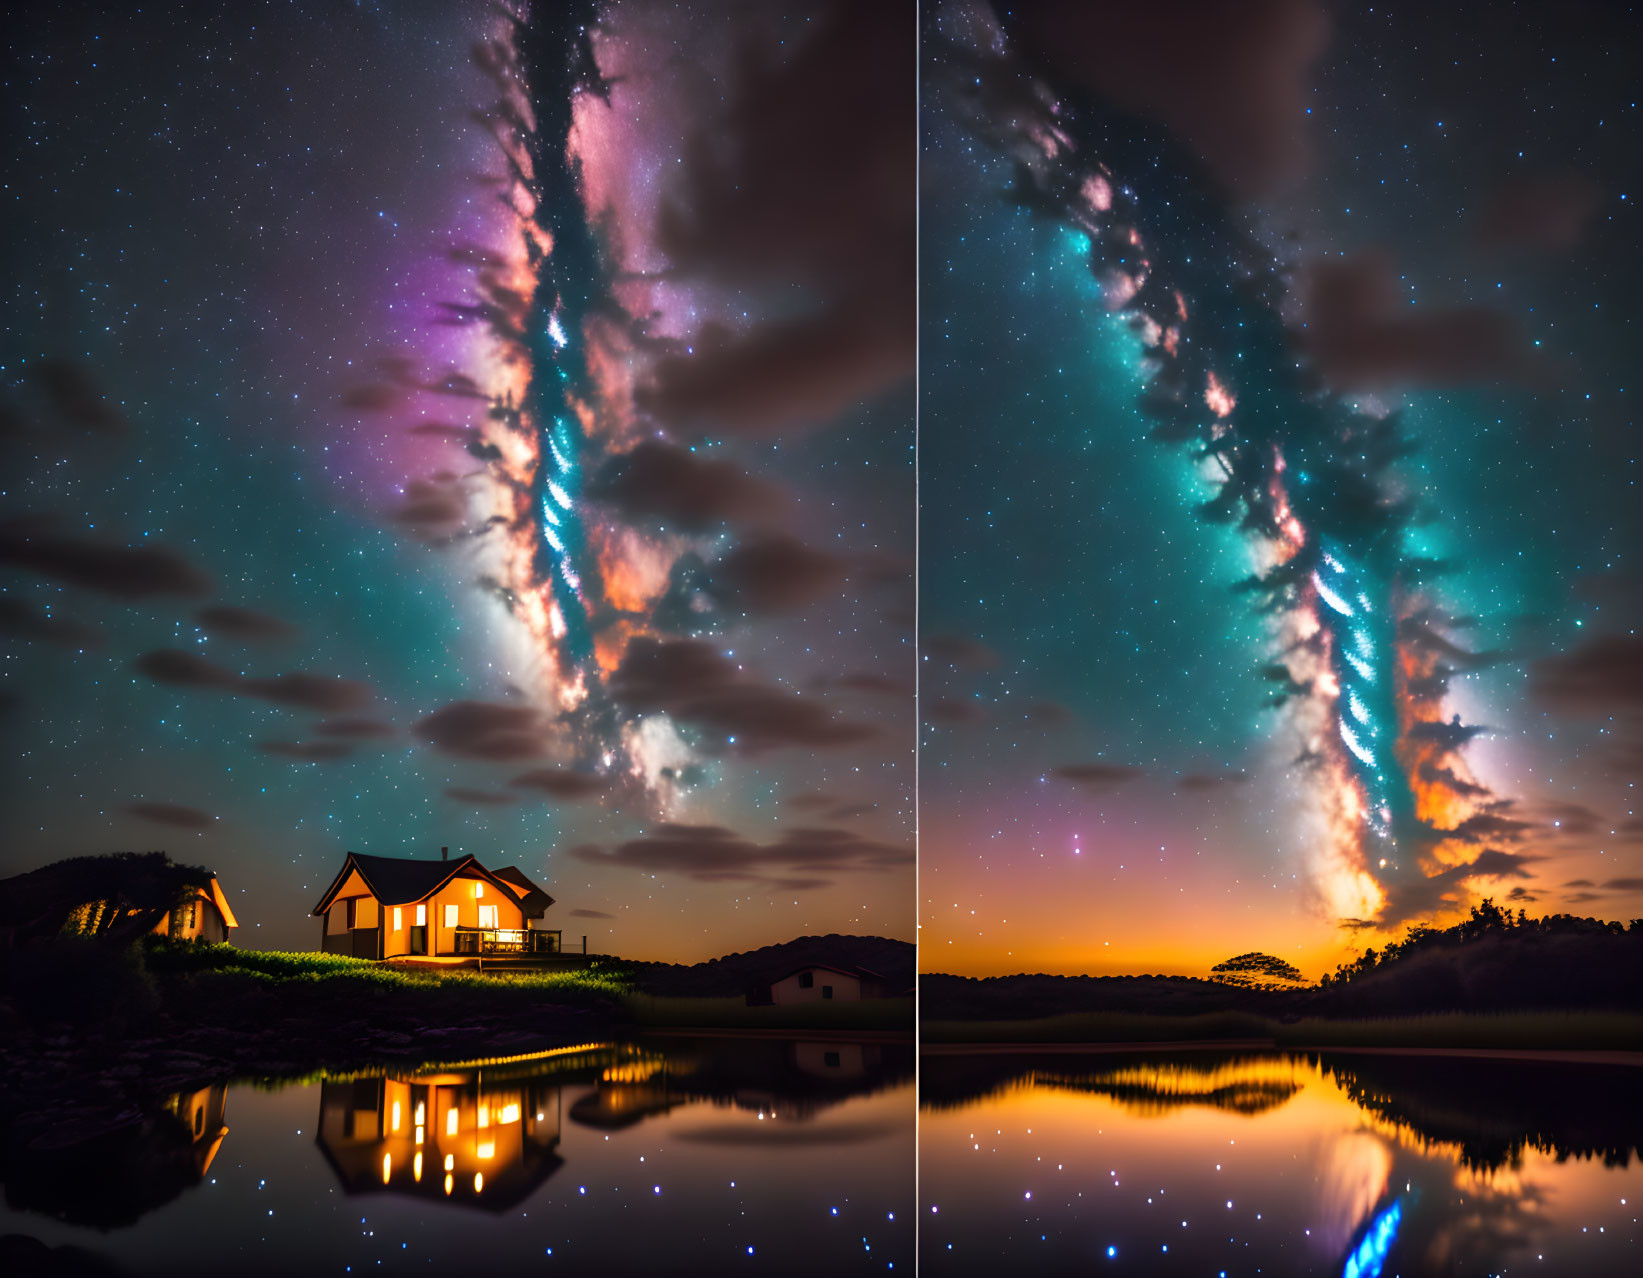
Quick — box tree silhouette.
[1209,951,1306,990]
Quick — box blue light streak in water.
[1341,1198,1402,1278]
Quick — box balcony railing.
[450,926,563,957]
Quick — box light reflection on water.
[919,1049,1641,1275]
[0,1037,912,1275]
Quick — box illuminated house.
[0,851,238,949]
[752,963,886,1005]
[315,1068,563,1210]
[312,849,557,960]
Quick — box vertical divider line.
[912,0,923,1267]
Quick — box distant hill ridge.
[923,905,1643,1021]
[628,934,914,998]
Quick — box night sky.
[1,0,914,958]
[6,0,1641,981]
[921,0,1643,977]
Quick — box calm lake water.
[920,1048,1641,1275]
[0,1035,913,1276]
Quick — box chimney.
[441,845,448,862]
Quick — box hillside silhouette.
[922,902,1643,1022]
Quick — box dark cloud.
[315,717,398,738]
[1023,699,1075,727]
[0,597,102,648]
[1054,762,1144,790]
[1504,886,1539,904]
[1603,877,1643,893]
[612,637,877,753]
[639,0,914,434]
[239,673,370,712]
[830,672,913,697]
[1377,846,1543,925]
[571,821,912,887]
[134,649,371,712]
[390,474,469,541]
[30,359,127,434]
[1530,634,1643,716]
[1418,760,1493,800]
[714,534,849,613]
[1006,0,1329,199]
[339,382,401,412]
[0,522,212,600]
[928,698,987,726]
[1301,251,1533,391]
[125,801,215,830]
[1567,892,1607,904]
[195,605,299,643]
[258,740,354,762]
[1562,879,1595,889]
[444,786,519,806]
[415,700,548,761]
[1474,172,1601,253]
[1445,809,1532,844]
[1539,802,1602,837]
[923,633,1000,669]
[1177,772,1249,792]
[1466,848,1541,879]
[1406,715,1490,752]
[407,420,473,440]
[586,441,782,531]
[508,768,609,800]
[568,907,613,919]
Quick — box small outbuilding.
[0,852,238,949]
[751,963,885,1006]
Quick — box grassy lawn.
[922,1009,1643,1051]
[141,940,633,1001]
[141,944,914,1031]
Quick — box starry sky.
[1,0,913,958]
[920,0,1643,978]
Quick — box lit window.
[414,1103,425,1126]
[393,907,402,932]
[413,1152,423,1182]
[391,1102,401,1132]
[499,1103,520,1125]
[415,903,426,926]
[477,1141,495,1160]
[446,1109,459,1137]
[478,1105,489,1129]
[444,903,458,929]
[443,1153,455,1171]
[478,905,498,929]
[475,881,484,899]
[381,1153,391,1184]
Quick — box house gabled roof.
[491,866,555,919]
[311,852,531,916]
[203,875,239,929]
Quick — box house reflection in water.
[568,1039,910,1132]
[1,1082,229,1229]
[316,1069,563,1210]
